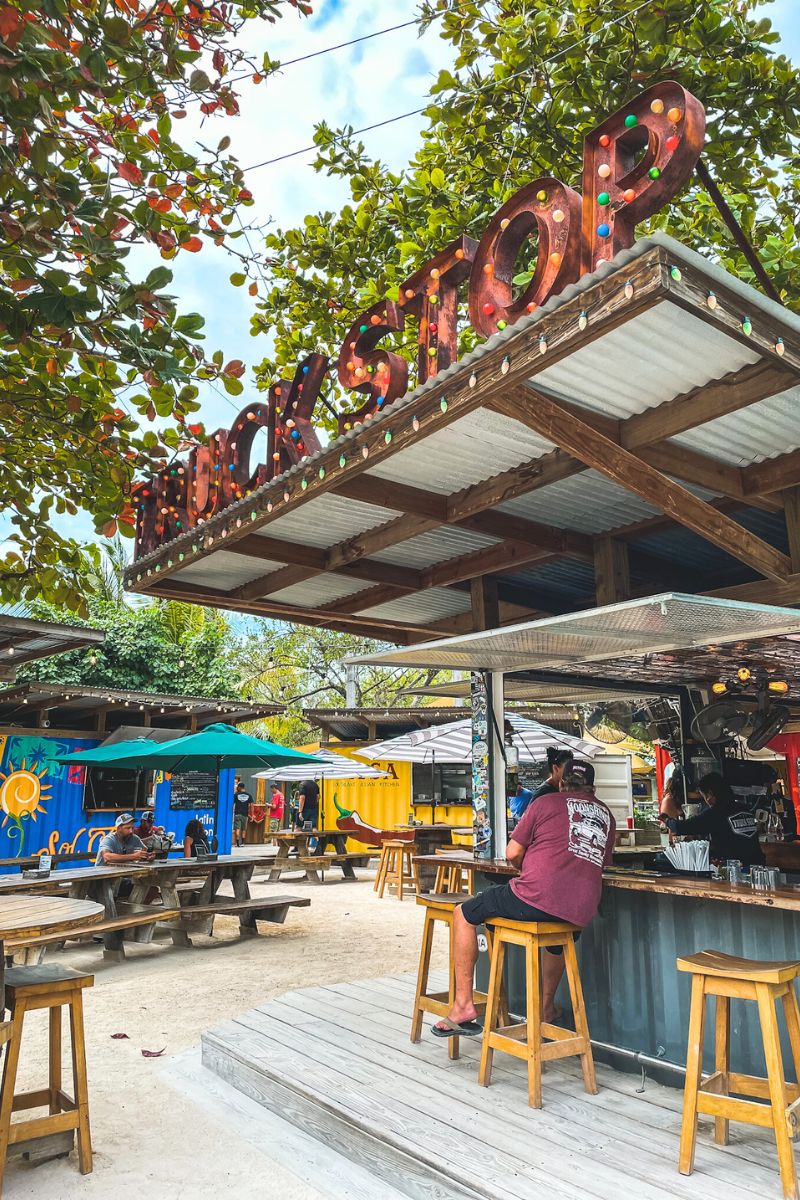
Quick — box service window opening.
[84,766,148,813]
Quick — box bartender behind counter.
[665,771,764,868]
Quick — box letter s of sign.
[468,179,583,336]
[581,80,705,273]
[336,300,408,435]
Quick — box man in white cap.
[95,814,154,865]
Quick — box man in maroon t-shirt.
[433,762,615,1038]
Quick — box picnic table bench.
[269,831,373,884]
[0,855,308,961]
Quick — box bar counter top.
[413,852,800,912]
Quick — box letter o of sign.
[468,178,583,337]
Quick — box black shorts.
[459,883,579,956]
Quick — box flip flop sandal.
[431,1017,483,1039]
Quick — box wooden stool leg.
[447,914,459,1063]
[679,974,707,1177]
[781,985,800,1095]
[49,1004,62,1115]
[478,934,505,1088]
[434,865,446,894]
[410,909,435,1044]
[526,938,543,1109]
[69,990,93,1175]
[373,848,384,892]
[398,850,406,902]
[563,938,598,1096]
[0,1001,26,1191]
[377,848,391,898]
[757,983,798,1200]
[714,995,731,1146]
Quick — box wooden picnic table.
[0,855,278,957]
[268,830,369,884]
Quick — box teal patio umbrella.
[59,724,322,843]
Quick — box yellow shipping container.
[257,744,472,846]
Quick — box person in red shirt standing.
[433,762,615,1038]
[269,784,285,841]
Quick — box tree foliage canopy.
[0,0,309,611]
[252,0,800,421]
[234,623,451,745]
[20,541,238,696]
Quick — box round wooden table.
[0,895,104,1004]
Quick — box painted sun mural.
[0,758,52,856]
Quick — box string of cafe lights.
[242,0,656,174]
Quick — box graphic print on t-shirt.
[728,810,759,840]
[567,798,611,867]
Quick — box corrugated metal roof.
[171,550,282,589]
[505,557,596,601]
[269,575,375,607]
[628,507,787,573]
[670,387,800,465]
[534,301,759,419]
[498,470,662,534]
[370,525,499,568]
[366,409,555,493]
[256,493,399,548]
[361,588,472,623]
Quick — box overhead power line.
[242,0,656,175]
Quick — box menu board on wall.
[169,771,218,810]
[470,672,493,859]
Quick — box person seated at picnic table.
[183,817,211,858]
[134,810,165,841]
[433,762,615,1038]
[95,813,154,865]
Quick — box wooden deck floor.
[201,972,789,1200]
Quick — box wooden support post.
[593,536,630,606]
[470,577,500,631]
[784,488,800,574]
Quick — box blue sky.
[7,0,800,558]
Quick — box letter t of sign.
[581,81,705,274]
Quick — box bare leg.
[542,950,566,1023]
[436,907,479,1027]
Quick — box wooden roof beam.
[498,384,791,584]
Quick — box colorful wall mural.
[0,732,234,858]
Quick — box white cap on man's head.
[115,813,135,828]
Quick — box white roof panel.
[370,525,499,568]
[532,300,760,420]
[365,409,555,494]
[268,575,374,607]
[669,387,800,465]
[361,588,472,624]
[170,550,282,590]
[258,493,399,548]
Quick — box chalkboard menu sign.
[169,771,218,810]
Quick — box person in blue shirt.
[510,783,534,821]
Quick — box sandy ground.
[2,866,448,1199]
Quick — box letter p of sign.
[581,81,705,273]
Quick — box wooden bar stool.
[376,840,416,901]
[678,949,800,1200]
[0,964,94,1191]
[433,854,473,896]
[410,894,504,1061]
[479,917,596,1108]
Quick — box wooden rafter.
[497,384,791,583]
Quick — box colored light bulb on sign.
[649,167,661,179]
[598,163,611,179]
[598,134,610,147]
[623,188,636,203]
[650,98,665,115]
[665,135,680,152]
[597,223,610,238]
[597,192,610,206]
[667,107,682,123]
[624,114,637,128]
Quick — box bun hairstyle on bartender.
[546,747,574,770]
